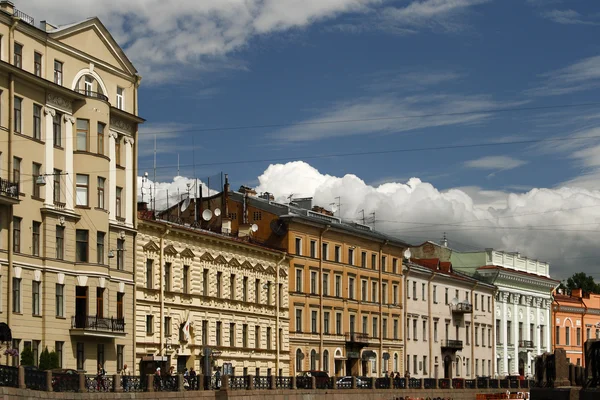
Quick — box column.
[64,116,75,210]
[545,302,551,352]
[536,302,541,355]
[108,131,118,222]
[502,295,508,375]
[43,108,55,205]
[124,137,134,226]
[513,296,519,375]
[525,296,531,377]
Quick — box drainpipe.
[378,240,387,376]
[428,271,437,376]
[318,225,330,371]
[470,281,479,378]
[159,225,170,357]
[275,252,286,376]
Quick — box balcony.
[13,9,34,25]
[0,178,19,205]
[345,332,370,345]
[70,315,126,338]
[518,340,535,349]
[441,339,463,351]
[74,88,109,102]
[450,301,472,313]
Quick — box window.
[577,327,581,346]
[76,119,89,151]
[507,321,512,344]
[413,319,417,340]
[381,255,386,271]
[295,309,302,332]
[54,60,63,85]
[116,292,123,319]
[76,343,84,370]
[164,316,172,337]
[519,322,523,342]
[372,282,377,302]
[12,277,21,312]
[30,221,41,256]
[96,232,105,264]
[116,187,123,218]
[433,285,437,303]
[242,324,248,347]
[322,243,328,260]
[393,284,398,305]
[361,251,367,267]
[434,320,438,342]
[202,320,208,344]
[372,317,378,338]
[466,323,471,344]
[488,296,491,312]
[335,275,341,297]
[164,263,172,292]
[13,156,21,186]
[423,320,427,341]
[145,315,154,334]
[475,326,479,346]
[336,313,342,334]
[56,342,63,368]
[216,322,222,346]
[296,349,303,373]
[587,328,591,341]
[348,248,354,265]
[34,52,42,76]
[394,319,399,339]
[295,237,302,255]
[55,283,64,317]
[323,350,329,373]
[310,240,316,258]
[310,271,317,294]
[13,97,21,133]
[13,43,22,67]
[266,326,272,350]
[116,87,124,110]
[183,266,190,294]
[116,239,124,270]
[362,316,368,335]
[76,174,89,206]
[75,229,89,262]
[96,123,105,155]
[146,259,153,289]
[32,163,42,198]
[117,345,124,373]
[361,280,367,301]
[96,287,105,318]
[295,269,302,292]
[242,276,248,301]
[311,310,317,333]
[96,177,106,209]
[253,278,259,303]
[324,312,330,334]
[56,226,64,260]
[13,216,21,253]
[566,326,570,345]
[229,323,236,347]
[371,253,377,269]
[475,294,479,310]
[383,318,388,339]
[348,277,355,299]
[422,283,426,301]
[84,76,93,96]
[382,283,387,304]
[322,273,329,296]
[32,281,40,315]
[334,246,341,262]
[53,169,61,203]
[413,281,417,300]
[33,104,41,140]
[445,288,449,305]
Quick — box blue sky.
[31,0,600,278]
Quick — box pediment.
[214,255,228,265]
[50,18,136,75]
[265,265,276,275]
[143,241,160,252]
[164,245,178,256]
[241,261,253,271]
[200,252,214,262]
[254,263,264,273]
[228,258,241,268]
[180,248,195,259]
[279,268,288,278]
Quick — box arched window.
[323,350,329,372]
[75,74,106,100]
[310,349,317,371]
[295,349,303,373]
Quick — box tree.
[38,347,51,371]
[562,272,600,295]
[49,350,59,369]
[20,346,34,366]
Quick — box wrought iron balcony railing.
[74,89,109,102]
[71,315,125,333]
[441,339,463,350]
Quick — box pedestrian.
[120,364,130,392]
[189,367,197,390]
[97,363,106,391]
[154,367,162,391]
[215,368,221,389]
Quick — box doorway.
[75,286,88,328]
[444,355,452,379]
[177,356,188,373]
[518,358,525,377]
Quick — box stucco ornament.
[496,307,501,317]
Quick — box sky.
[24,0,600,280]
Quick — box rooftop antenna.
[330,197,341,217]
[177,153,180,177]
[369,211,376,228]
[287,193,294,204]
[358,209,365,225]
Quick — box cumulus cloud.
[464,155,527,170]
[26,0,487,83]
[137,175,217,211]
[250,161,600,279]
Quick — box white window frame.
[116,87,124,110]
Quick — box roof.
[477,265,560,284]
[408,258,495,289]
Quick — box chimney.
[291,197,312,210]
[571,288,583,298]
[0,1,14,15]
[39,20,57,31]
[239,185,257,196]
[312,205,334,216]
[137,202,148,212]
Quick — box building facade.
[0,2,142,373]
[404,257,495,379]
[552,288,600,367]
[135,215,290,377]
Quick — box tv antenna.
[358,209,365,224]
[330,196,341,217]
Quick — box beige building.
[0,2,142,373]
[135,211,290,377]
[404,255,495,379]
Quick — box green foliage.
[49,350,59,370]
[20,346,34,366]
[38,347,51,371]
[563,272,600,295]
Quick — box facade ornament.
[47,92,73,112]
[43,107,56,117]
[63,115,75,124]
[110,117,133,133]
[123,136,135,146]
[109,131,120,140]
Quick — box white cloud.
[540,9,598,25]
[271,94,524,142]
[464,155,527,170]
[137,175,216,211]
[251,161,600,279]
[527,55,600,96]
[26,0,487,83]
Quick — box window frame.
[55,226,64,260]
[75,174,89,206]
[32,163,41,198]
[75,229,89,263]
[97,177,105,209]
[32,221,41,256]
[33,104,42,140]
[54,60,63,85]
[76,119,89,151]
[55,283,64,317]
[96,232,105,264]
[13,42,22,68]
[13,216,21,253]
[13,96,22,133]
[97,123,105,155]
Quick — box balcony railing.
[74,88,109,102]
[345,332,370,343]
[519,340,535,348]
[71,315,125,333]
[441,339,463,350]
[0,178,19,201]
[13,9,34,25]
[451,302,473,313]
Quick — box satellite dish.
[403,248,412,260]
[214,208,221,217]
[270,219,288,236]
[330,203,338,213]
[251,224,259,232]
[451,298,459,306]
[181,197,191,212]
[202,209,213,221]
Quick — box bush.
[49,350,59,369]
[20,346,34,366]
[38,347,51,370]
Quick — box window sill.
[94,207,108,212]
[31,196,44,202]
[75,205,91,210]
[12,312,23,316]
[15,132,44,145]
[55,316,66,320]
[116,165,125,170]
[54,145,64,150]
[32,314,42,318]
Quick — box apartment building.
[0,2,142,372]
[404,257,495,380]
[135,210,290,377]
[552,288,600,367]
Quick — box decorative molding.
[110,116,134,134]
[43,107,56,117]
[119,282,125,293]
[109,131,119,140]
[123,137,135,146]
[200,252,214,262]
[13,266,22,279]
[57,273,65,285]
[77,275,88,287]
[180,248,195,259]
[47,93,73,112]
[214,255,227,265]
[143,240,160,252]
[279,268,288,278]
[33,270,42,282]
[228,258,241,268]
[98,277,106,288]
[164,244,178,256]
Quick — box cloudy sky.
[26,0,600,280]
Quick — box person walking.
[120,364,130,391]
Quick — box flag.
[183,320,190,341]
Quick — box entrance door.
[444,356,452,379]
[177,356,188,373]
[335,360,343,377]
[519,358,525,377]
[75,286,88,328]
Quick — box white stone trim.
[71,68,109,96]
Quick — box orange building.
[552,288,600,366]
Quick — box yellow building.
[0,2,142,373]
[135,210,290,377]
